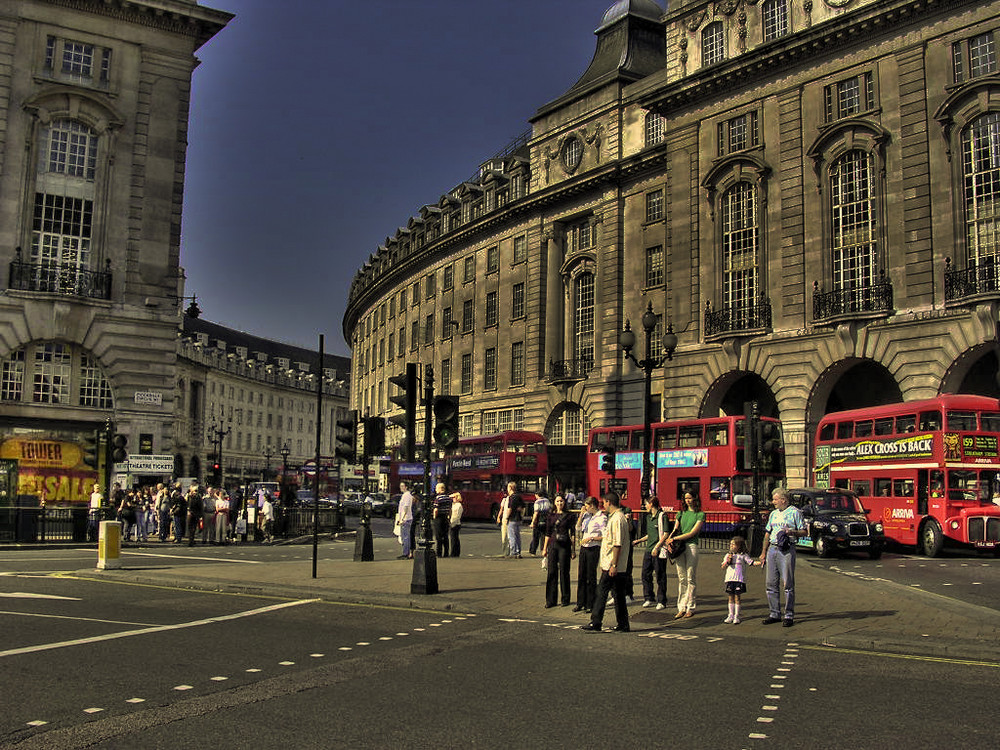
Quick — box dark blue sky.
[180,0,636,356]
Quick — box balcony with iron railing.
[704,296,772,340]
[944,256,1000,303]
[546,356,594,384]
[812,271,893,324]
[8,249,112,301]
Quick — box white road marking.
[1,592,80,600]
[0,599,319,658]
[122,551,263,564]
[0,609,160,627]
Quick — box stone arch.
[941,342,1000,397]
[700,370,778,419]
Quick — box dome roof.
[598,0,664,31]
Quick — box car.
[371,493,400,518]
[340,492,365,514]
[787,487,886,559]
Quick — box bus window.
[678,425,702,447]
[918,410,941,431]
[852,479,870,496]
[948,470,979,501]
[819,423,835,441]
[874,418,894,435]
[709,477,730,503]
[945,411,977,431]
[893,479,914,497]
[854,420,873,437]
[836,422,853,439]
[705,424,728,446]
[611,432,629,451]
[630,429,646,451]
[982,412,1000,432]
[875,478,892,496]
[896,415,916,433]
[590,433,609,451]
[675,478,701,508]
[833,478,849,489]
[655,427,677,449]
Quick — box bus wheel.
[814,535,833,558]
[920,520,943,557]
[490,503,500,523]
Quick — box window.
[387,332,394,360]
[443,307,454,338]
[961,113,1000,270]
[443,264,454,290]
[953,32,998,83]
[397,326,405,357]
[32,343,71,403]
[562,136,583,171]
[425,273,436,299]
[410,321,419,350]
[574,273,595,362]
[484,348,497,391]
[565,219,595,254]
[824,72,875,122]
[487,246,499,273]
[512,282,525,319]
[30,194,94,295]
[645,190,664,223]
[830,151,878,291]
[44,36,112,87]
[462,299,475,333]
[645,245,664,287]
[762,0,788,41]
[399,288,407,309]
[440,358,451,393]
[485,291,499,327]
[718,111,759,156]
[461,353,473,395]
[513,235,527,264]
[464,255,476,282]
[424,313,434,345]
[511,342,525,386]
[721,182,759,317]
[389,297,395,318]
[644,112,664,146]
[702,22,725,67]
[1,350,25,402]
[44,120,98,180]
[411,282,420,306]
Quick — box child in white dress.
[721,536,759,624]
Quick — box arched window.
[830,150,878,290]
[702,22,725,67]
[546,403,590,446]
[574,272,595,363]
[721,182,759,320]
[0,342,112,408]
[961,112,1000,268]
[644,111,664,147]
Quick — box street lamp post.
[262,444,273,482]
[279,443,290,498]
[619,302,678,500]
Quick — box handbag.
[666,538,686,560]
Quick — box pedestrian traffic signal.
[601,444,616,477]
[111,433,127,463]
[82,430,99,468]
[433,395,460,451]
[335,410,357,463]
[363,416,386,459]
[387,363,417,462]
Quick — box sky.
[180,0,636,357]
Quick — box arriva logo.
[885,508,915,520]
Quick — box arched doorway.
[701,371,778,419]
[544,402,589,495]
[942,344,1000,397]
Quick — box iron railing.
[704,297,772,337]
[8,252,112,300]
[944,256,1000,301]
[547,357,594,382]
[813,273,893,322]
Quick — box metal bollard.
[97,520,122,569]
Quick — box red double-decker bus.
[813,394,1000,556]
[445,431,547,520]
[389,431,548,521]
[586,416,784,512]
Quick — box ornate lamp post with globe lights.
[618,302,677,500]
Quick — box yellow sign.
[0,438,96,504]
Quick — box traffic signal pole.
[411,364,438,594]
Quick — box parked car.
[371,493,400,518]
[340,492,365,515]
[787,487,886,559]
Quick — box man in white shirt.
[396,481,414,559]
[759,487,807,627]
[88,483,103,541]
[582,491,630,632]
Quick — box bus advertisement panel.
[587,416,783,513]
[813,394,1000,556]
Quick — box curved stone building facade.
[343,0,1000,488]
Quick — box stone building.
[343,0,1000,488]
[0,1,230,502]
[175,315,351,489]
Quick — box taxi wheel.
[814,535,833,558]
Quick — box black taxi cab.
[787,487,886,559]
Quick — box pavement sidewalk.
[79,538,1000,663]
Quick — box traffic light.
[433,395,460,451]
[363,416,386,458]
[82,430,99,468]
[335,410,357,463]
[111,433,127,463]
[387,363,418,462]
[600,444,616,477]
[743,401,759,471]
[758,420,782,473]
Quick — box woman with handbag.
[634,496,669,610]
[541,494,576,608]
[665,490,705,619]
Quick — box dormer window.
[43,36,113,88]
